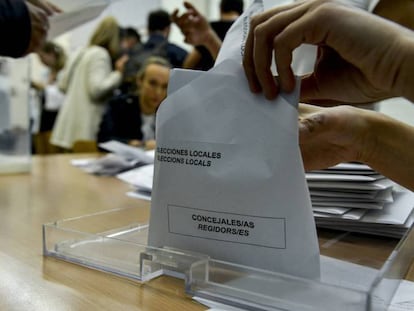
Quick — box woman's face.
[38,50,56,68]
[139,63,170,112]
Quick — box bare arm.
[172,1,222,60]
[299,104,414,190]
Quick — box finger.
[28,0,53,15]
[273,8,329,94]
[184,1,200,16]
[46,1,62,13]
[300,72,318,101]
[242,4,299,94]
[242,12,269,95]
[171,9,180,22]
[243,3,309,99]
[253,24,278,99]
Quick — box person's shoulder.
[86,46,109,58]
[166,42,187,54]
[108,93,139,107]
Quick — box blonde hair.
[137,56,171,81]
[89,16,120,58]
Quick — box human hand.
[25,2,49,54]
[243,1,412,103]
[144,139,156,150]
[26,0,62,15]
[128,139,143,147]
[298,104,369,171]
[172,1,217,46]
[115,54,129,73]
[30,80,45,91]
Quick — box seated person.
[97,56,171,149]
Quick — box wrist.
[203,30,221,59]
[395,35,414,102]
[354,109,381,166]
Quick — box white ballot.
[48,0,111,39]
[148,0,320,279]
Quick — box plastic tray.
[43,206,414,311]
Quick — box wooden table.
[0,154,412,310]
[0,154,204,311]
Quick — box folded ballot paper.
[148,0,320,279]
[48,0,112,39]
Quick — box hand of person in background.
[172,1,221,57]
[26,0,62,15]
[242,1,414,103]
[25,1,49,54]
[114,54,129,73]
[24,0,62,54]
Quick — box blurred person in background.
[173,0,243,70]
[98,56,171,150]
[120,26,141,52]
[0,0,61,58]
[51,16,128,151]
[31,41,66,154]
[142,9,187,68]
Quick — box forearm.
[202,30,222,60]
[396,35,414,102]
[359,110,414,190]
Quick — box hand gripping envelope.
[148,0,320,279]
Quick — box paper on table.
[362,191,414,225]
[310,187,394,202]
[313,207,352,215]
[117,164,154,192]
[308,178,395,190]
[313,201,384,209]
[306,173,384,182]
[48,0,111,39]
[98,140,154,163]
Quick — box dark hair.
[148,9,171,32]
[41,41,66,71]
[120,27,141,43]
[220,0,244,15]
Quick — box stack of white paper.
[70,140,154,176]
[116,162,414,238]
[309,163,414,238]
[117,164,153,201]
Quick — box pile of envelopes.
[71,142,414,238]
[114,155,414,238]
[308,163,414,238]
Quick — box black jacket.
[0,0,31,57]
[97,94,143,144]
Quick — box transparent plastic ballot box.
[43,206,414,311]
[0,57,31,174]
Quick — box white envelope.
[148,0,320,279]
